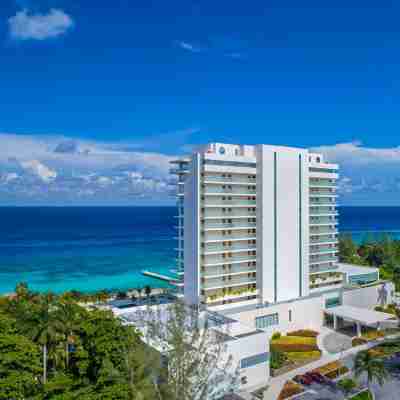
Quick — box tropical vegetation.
[339,234,400,289]
[0,283,236,400]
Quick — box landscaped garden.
[270,330,322,375]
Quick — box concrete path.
[262,336,386,400]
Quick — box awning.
[325,305,394,326]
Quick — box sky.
[1,0,400,205]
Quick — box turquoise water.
[2,206,400,294]
[0,207,175,294]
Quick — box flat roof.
[325,305,394,325]
[338,263,379,276]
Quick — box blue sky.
[1,0,400,205]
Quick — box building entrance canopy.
[325,305,394,326]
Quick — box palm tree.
[56,301,82,369]
[354,350,388,399]
[145,285,152,301]
[21,293,63,384]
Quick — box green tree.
[339,235,359,263]
[354,350,388,398]
[21,293,63,384]
[146,301,239,400]
[0,334,42,400]
[337,378,358,396]
[56,300,84,369]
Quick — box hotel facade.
[112,142,394,394]
[172,143,342,308]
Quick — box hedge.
[286,350,321,361]
[352,337,368,347]
[271,336,319,352]
[286,329,319,338]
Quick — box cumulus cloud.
[20,160,57,182]
[8,8,74,41]
[313,141,400,205]
[0,133,181,205]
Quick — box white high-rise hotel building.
[171,143,341,308]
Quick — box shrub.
[287,329,319,338]
[278,381,303,400]
[374,306,384,312]
[270,349,288,369]
[352,337,368,347]
[271,336,319,352]
[286,350,321,361]
[337,378,358,394]
[271,332,282,340]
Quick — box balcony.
[310,217,339,225]
[170,168,189,174]
[309,226,338,235]
[202,245,257,255]
[309,198,337,205]
[202,255,257,267]
[202,209,257,219]
[202,231,256,241]
[204,286,258,304]
[309,179,336,188]
[202,265,256,278]
[309,246,338,255]
[202,276,257,290]
[203,179,257,186]
[310,236,338,244]
[309,264,339,274]
[203,201,257,208]
[202,174,256,184]
[202,222,257,231]
[309,210,339,216]
[309,255,339,265]
[203,190,257,196]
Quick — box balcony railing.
[202,255,257,267]
[203,200,257,207]
[309,264,339,274]
[309,236,338,244]
[309,255,339,265]
[202,279,257,290]
[202,245,257,255]
[202,222,256,230]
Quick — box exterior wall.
[184,154,201,305]
[227,296,324,339]
[256,145,309,303]
[223,330,270,389]
[342,282,395,310]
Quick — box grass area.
[349,390,372,400]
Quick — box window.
[240,352,269,369]
[255,313,279,329]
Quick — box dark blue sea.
[1,206,400,295]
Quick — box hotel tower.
[170,143,341,308]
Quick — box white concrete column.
[356,322,362,337]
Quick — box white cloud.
[0,133,181,205]
[20,159,57,182]
[312,141,400,205]
[8,8,74,41]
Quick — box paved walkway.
[262,334,389,400]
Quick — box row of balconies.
[202,229,257,242]
[201,209,257,219]
[202,242,257,255]
[201,275,257,290]
[310,216,339,225]
[309,178,336,188]
[204,287,258,304]
[309,244,338,255]
[202,185,256,195]
[309,253,338,264]
[309,262,338,274]
[201,263,256,277]
[202,173,257,184]
[309,198,336,205]
[202,253,257,267]
[309,234,338,244]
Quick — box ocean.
[1,206,400,295]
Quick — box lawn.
[270,336,319,352]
